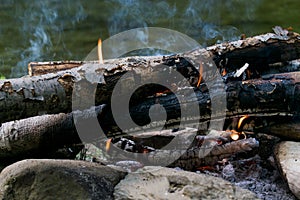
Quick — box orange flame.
[230,130,240,141]
[237,115,248,130]
[222,68,227,76]
[98,38,104,64]
[196,63,203,87]
[105,138,112,151]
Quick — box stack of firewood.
[1,26,300,172]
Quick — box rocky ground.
[196,154,297,200]
[0,141,299,199]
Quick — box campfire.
[1,26,300,199]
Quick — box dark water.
[0,0,299,78]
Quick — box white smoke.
[105,0,261,55]
[106,0,177,36]
[11,0,86,77]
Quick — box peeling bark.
[29,30,300,77]
[2,30,300,126]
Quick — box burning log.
[3,61,300,137]
[28,27,300,77]
[1,27,300,169]
[100,71,300,138]
[98,129,258,171]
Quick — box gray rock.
[0,159,126,200]
[275,141,300,199]
[114,166,259,200]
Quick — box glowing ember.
[237,115,248,130]
[98,38,104,64]
[230,130,240,141]
[105,138,112,151]
[196,63,203,87]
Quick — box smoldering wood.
[98,129,259,170]
[95,128,258,170]
[99,71,300,138]
[0,28,299,165]
[2,67,300,137]
[3,61,300,141]
[206,27,300,74]
[28,29,300,77]
[1,30,300,125]
[167,138,259,170]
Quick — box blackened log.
[93,128,258,170]
[206,27,300,74]
[98,72,300,137]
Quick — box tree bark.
[98,71,300,137]
[28,61,83,76]
[0,105,104,162]
[1,30,300,125]
[29,29,300,76]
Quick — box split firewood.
[28,61,83,76]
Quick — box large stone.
[114,166,259,200]
[275,141,300,199]
[0,159,126,200]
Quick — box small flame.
[222,68,227,76]
[237,115,248,130]
[196,63,203,87]
[105,138,112,151]
[98,38,104,64]
[246,69,251,79]
[230,130,240,141]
